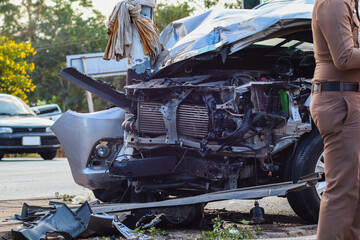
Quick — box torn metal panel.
[154,0,314,73]
[113,216,151,239]
[58,67,132,110]
[91,173,320,214]
[12,202,92,240]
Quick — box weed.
[54,192,76,202]
[199,217,263,240]
[133,226,169,239]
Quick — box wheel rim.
[314,151,326,199]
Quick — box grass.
[199,217,263,240]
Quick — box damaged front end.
[53,0,322,224]
[112,74,312,195]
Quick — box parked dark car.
[0,94,60,160]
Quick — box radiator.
[138,101,209,138]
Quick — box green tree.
[29,0,108,112]
[0,0,20,38]
[155,1,195,32]
[0,0,110,111]
[192,0,242,10]
[0,37,36,103]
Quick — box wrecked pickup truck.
[52,0,323,224]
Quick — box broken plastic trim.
[91,173,321,214]
[12,202,92,240]
[58,67,132,110]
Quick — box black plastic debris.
[19,203,56,222]
[12,202,92,240]
[250,201,266,224]
[86,214,119,236]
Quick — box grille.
[138,101,209,138]
[12,128,46,133]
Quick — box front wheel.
[40,150,58,160]
[287,129,325,223]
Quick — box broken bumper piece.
[12,202,92,240]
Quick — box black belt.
[312,82,359,93]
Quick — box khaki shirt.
[312,0,360,83]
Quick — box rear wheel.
[287,129,325,223]
[40,150,58,160]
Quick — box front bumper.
[0,132,60,153]
[51,108,125,190]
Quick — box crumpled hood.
[153,0,314,73]
[0,116,54,127]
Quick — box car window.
[252,37,314,52]
[0,96,35,116]
[36,106,61,115]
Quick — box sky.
[92,0,123,18]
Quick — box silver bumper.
[51,107,125,189]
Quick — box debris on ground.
[71,190,97,205]
[12,202,92,239]
[0,198,318,239]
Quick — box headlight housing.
[0,127,13,134]
[46,127,52,133]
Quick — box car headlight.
[0,127,13,134]
[46,127,52,133]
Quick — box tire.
[286,129,325,223]
[0,152,3,160]
[40,150,58,160]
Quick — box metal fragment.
[12,202,92,240]
[113,216,151,239]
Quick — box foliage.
[192,0,242,10]
[200,217,263,240]
[28,0,109,112]
[133,226,169,239]
[225,0,242,9]
[203,0,219,9]
[0,36,36,103]
[155,1,195,32]
[0,0,20,37]
[0,0,109,112]
[54,192,76,202]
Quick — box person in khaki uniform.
[311,0,360,239]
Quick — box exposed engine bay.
[86,32,314,197]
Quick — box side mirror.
[31,108,40,115]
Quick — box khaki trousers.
[310,91,360,240]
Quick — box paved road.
[0,157,317,239]
[0,157,86,200]
[0,157,299,217]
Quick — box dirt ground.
[0,198,317,239]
